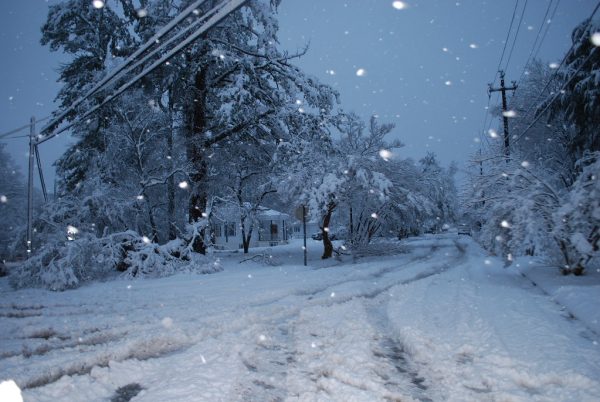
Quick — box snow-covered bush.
[10,231,222,291]
[120,237,222,279]
[551,152,600,275]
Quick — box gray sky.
[0,0,597,189]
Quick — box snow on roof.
[257,206,290,218]
[211,203,289,222]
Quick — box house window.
[226,222,236,237]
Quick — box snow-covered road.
[1,235,599,401]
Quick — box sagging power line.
[20,0,248,257]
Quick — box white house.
[210,204,292,250]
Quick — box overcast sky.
[0,0,598,189]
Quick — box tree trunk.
[147,202,159,242]
[242,230,251,253]
[186,68,209,254]
[167,96,177,240]
[321,202,336,259]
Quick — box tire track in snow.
[362,240,467,401]
[7,238,462,396]
[230,240,464,401]
[235,318,296,402]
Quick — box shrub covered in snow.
[10,231,222,291]
[551,153,600,275]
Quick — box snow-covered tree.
[208,138,277,253]
[0,144,27,259]
[550,19,600,159]
[42,0,134,194]
[468,18,600,274]
[175,0,339,253]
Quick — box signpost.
[294,205,307,266]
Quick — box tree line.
[467,18,600,275]
[1,0,457,289]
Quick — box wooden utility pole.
[26,117,35,257]
[489,70,517,159]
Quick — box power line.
[530,0,561,64]
[517,0,559,84]
[479,1,522,155]
[0,134,30,141]
[512,46,598,147]
[37,0,246,145]
[511,0,600,137]
[491,0,520,85]
[0,115,50,140]
[532,1,600,101]
[503,0,529,73]
[40,0,212,136]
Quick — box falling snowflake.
[488,129,499,138]
[356,68,367,77]
[136,195,144,200]
[469,43,478,49]
[161,317,173,328]
[142,236,151,244]
[178,181,189,189]
[67,225,79,241]
[330,292,336,298]
[259,334,266,342]
[392,1,407,10]
[92,0,105,9]
[379,149,392,161]
[502,110,517,118]
[500,220,511,229]
[136,8,148,17]
[549,62,559,69]
[445,80,452,86]
[371,213,378,219]
[484,259,492,265]
[0,195,7,203]
[325,69,336,75]
[521,161,530,168]
[591,32,600,47]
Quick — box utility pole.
[26,117,35,257]
[489,70,517,159]
[302,205,307,266]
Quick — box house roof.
[211,202,289,222]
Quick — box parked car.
[457,224,471,236]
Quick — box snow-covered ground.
[1,234,599,401]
